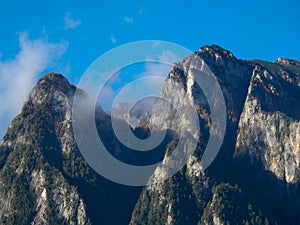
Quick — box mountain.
[0,45,300,225]
[130,45,300,225]
[0,73,143,225]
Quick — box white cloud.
[98,85,116,110]
[110,34,117,44]
[64,12,81,30]
[111,62,171,108]
[124,16,134,23]
[141,62,172,79]
[0,32,67,139]
[143,51,180,79]
[85,51,177,112]
[159,51,181,64]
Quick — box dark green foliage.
[1,98,141,225]
[0,143,37,224]
[3,177,36,225]
[1,51,300,225]
[249,59,300,75]
[200,183,273,225]
[131,165,203,225]
[0,145,10,170]
[248,60,283,75]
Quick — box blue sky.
[0,0,299,139]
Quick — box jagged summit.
[36,72,74,92]
[1,45,300,225]
[275,57,300,68]
[39,72,68,81]
[198,44,237,60]
[27,72,76,106]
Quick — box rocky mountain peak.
[1,46,300,225]
[198,44,237,61]
[275,57,300,68]
[26,72,76,107]
[36,72,75,94]
[0,68,144,225]
[39,72,69,83]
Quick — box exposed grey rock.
[0,73,90,224]
[236,65,300,183]
[275,57,300,68]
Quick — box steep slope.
[0,46,299,225]
[236,60,300,182]
[0,73,90,224]
[0,73,142,225]
[130,46,300,225]
[234,59,300,224]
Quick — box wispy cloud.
[124,16,134,24]
[83,51,178,112]
[110,34,117,44]
[64,12,81,30]
[117,51,180,104]
[158,51,181,63]
[107,62,172,110]
[0,32,67,139]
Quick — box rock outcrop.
[130,46,300,225]
[1,45,300,225]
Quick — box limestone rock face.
[1,45,300,225]
[130,46,300,225]
[0,73,90,225]
[236,65,300,183]
[275,57,300,68]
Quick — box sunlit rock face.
[236,64,300,183]
[130,45,300,225]
[0,73,141,225]
[0,73,90,224]
[1,45,300,225]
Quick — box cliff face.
[235,63,300,183]
[0,45,300,225]
[130,46,300,225]
[0,73,90,225]
[0,73,141,225]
